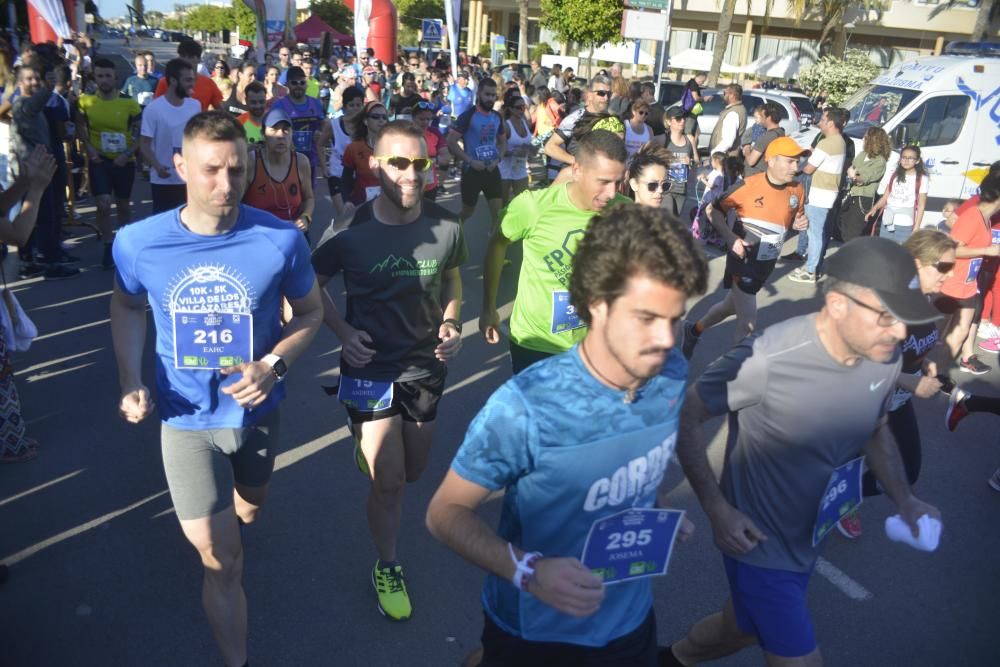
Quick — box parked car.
[742,90,803,137]
[770,89,819,126]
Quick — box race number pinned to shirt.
[475,144,500,163]
[668,162,689,185]
[337,375,393,412]
[581,508,685,585]
[966,257,983,284]
[100,131,127,154]
[991,229,1000,246]
[551,290,584,334]
[812,456,864,546]
[755,231,786,262]
[292,130,313,152]
[173,311,253,370]
[137,91,153,107]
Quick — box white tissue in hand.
[884,514,942,552]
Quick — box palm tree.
[518,0,530,62]
[708,0,737,86]
[969,0,997,40]
[787,0,887,58]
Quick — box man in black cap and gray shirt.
[661,237,942,666]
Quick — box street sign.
[421,19,443,43]
[625,0,670,9]
[622,9,669,42]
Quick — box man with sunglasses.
[544,75,612,182]
[681,137,810,360]
[269,66,328,179]
[480,130,631,373]
[661,236,941,667]
[312,120,466,621]
[448,77,507,230]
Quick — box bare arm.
[914,193,927,229]
[295,154,314,231]
[479,230,512,343]
[675,387,768,554]
[435,266,464,361]
[862,417,940,535]
[426,470,605,617]
[543,131,574,166]
[111,280,154,423]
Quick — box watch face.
[273,359,288,378]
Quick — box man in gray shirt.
[661,237,942,666]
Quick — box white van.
[794,42,1000,227]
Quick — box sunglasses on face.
[592,90,610,97]
[642,181,670,193]
[932,261,955,273]
[375,156,433,171]
[288,79,306,86]
[367,113,389,120]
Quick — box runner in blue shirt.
[448,70,475,117]
[270,66,328,178]
[448,77,506,231]
[110,111,323,667]
[427,205,709,666]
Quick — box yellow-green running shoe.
[372,561,412,620]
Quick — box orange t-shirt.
[942,205,992,300]
[342,140,379,205]
[154,73,223,112]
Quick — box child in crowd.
[938,199,962,231]
[693,152,727,246]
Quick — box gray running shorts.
[160,409,280,520]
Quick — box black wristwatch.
[262,354,287,382]
[443,318,462,334]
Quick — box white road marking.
[815,557,874,601]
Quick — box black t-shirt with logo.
[311,200,468,381]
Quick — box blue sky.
[98,1,195,22]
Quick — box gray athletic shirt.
[311,200,468,382]
[697,314,901,572]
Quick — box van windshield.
[844,84,921,128]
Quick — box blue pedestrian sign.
[422,19,443,43]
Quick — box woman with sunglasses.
[341,101,389,207]
[624,99,653,166]
[499,89,532,204]
[626,144,671,209]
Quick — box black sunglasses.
[932,261,955,274]
[592,90,610,97]
[288,79,306,85]
[643,180,670,193]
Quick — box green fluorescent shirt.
[500,184,631,354]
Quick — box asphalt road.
[1,37,998,667]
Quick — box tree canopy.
[310,0,354,35]
[539,0,624,50]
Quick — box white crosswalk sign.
[421,19,443,43]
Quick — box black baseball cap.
[665,106,686,119]
[824,237,941,324]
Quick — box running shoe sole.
[946,388,968,432]
[959,359,991,375]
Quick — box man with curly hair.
[428,204,708,665]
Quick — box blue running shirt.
[453,107,505,166]
[113,205,316,429]
[451,346,688,646]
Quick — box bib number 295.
[607,529,653,550]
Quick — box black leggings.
[863,400,920,497]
